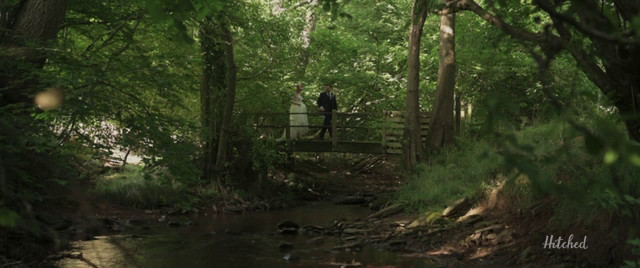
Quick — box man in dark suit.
[317,84,338,140]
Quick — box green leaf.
[338,12,353,20]
[604,149,619,164]
[0,208,20,228]
[323,1,331,12]
[630,16,640,35]
[630,154,640,167]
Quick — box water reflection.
[57,202,438,268]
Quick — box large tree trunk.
[199,18,228,185]
[406,0,429,168]
[214,23,238,176]
[5,0,68,44]
[427,2,456,153]
[0,0,69,106]
[296,0,320,78]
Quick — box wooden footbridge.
[247,111,431,155]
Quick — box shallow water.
[57,202,439,268]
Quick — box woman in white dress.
[287,84,309,139]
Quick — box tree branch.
[440,0,619,97]
[551,17,618,96]
[439,0,546,43]
[534,0,640,45]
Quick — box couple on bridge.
[287,83,338,140]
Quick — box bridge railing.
[243,111,431,154]
[246,111,384,139]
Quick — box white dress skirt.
[287,93,309,139]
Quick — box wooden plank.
[385,148,403,154]
[292,140,333,152]
[292,141,384,154]
[334,142,384,154]
[384,142,402,149]
[387,117,405,123]
[384,136,401,142]
[385,111,430,117]
[386,117,430,124]
[385,131,403,137]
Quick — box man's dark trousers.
[320,112,332,139]
[317,90,337,140]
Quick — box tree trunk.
[0,0,69,106]
[5,0,68,45]
[199,17,227,185]
[214,23,238,179]
[427,4,456,153]
[297,0,320,78]
[406,0,429,168]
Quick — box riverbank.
[4,152,633,268]
[49,156,550,268]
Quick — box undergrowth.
[397,120,640,266]
[95,165,200,210]
[395,139,503,213]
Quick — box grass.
[95,165,194,209]
[395,139,503,213]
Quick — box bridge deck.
[290,140,387,154]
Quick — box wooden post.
[332,109,338,149]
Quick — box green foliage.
[622,238,640,268]
[0,208,20,228]
[396,139,503,212]
[43,0,204,187]
[226,127,285,192]
[488,119,640,230]
[0,107,79,225]
[143,0,230,43]
[305,0,411,113]
[96,166,194,209]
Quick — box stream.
[56,201,440,268]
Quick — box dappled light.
[35,88,65,111]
